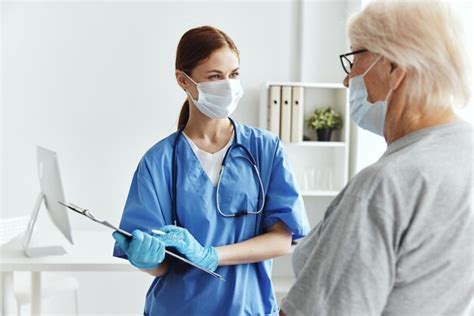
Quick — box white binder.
[280,86,292,143]
[291,86,304,143]
[268,86,281,136]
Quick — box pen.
[151,229,166,236]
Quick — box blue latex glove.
[156,225,219,271]
[112,230,165,270]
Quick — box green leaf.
[306,107,343,130]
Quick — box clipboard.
[58,201,225,281]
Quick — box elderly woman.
[280,1,472,315]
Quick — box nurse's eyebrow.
[206,68,240,74]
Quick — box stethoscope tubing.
[171,118,265,225]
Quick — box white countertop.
[0,231,134,272]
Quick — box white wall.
[1,0,356,231]
[0,3,3,215]
[1,0,357,314]
[451,0,474,125]
[301,0,350,82]
[1,0,298,225]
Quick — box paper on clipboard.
[58,201,225,281]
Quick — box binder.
[280,86,292,143]
[291,86,305,143]
[268,86,281,136]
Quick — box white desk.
[0,231,134,315]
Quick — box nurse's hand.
[155,225,219,271]
[113,230,166,270]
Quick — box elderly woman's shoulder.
[351,162,391,187]
[346,121,473,195]
[342,159,406,201]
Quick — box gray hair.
[348,0,471,109]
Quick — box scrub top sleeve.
[113,163,168,259]
[262,140,310,240]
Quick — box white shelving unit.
[300,190,339,197]
[260,81,350,302]
[285,141,346,147]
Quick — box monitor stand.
[22,193,67,257]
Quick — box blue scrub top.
[113,122,310,316]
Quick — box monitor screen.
[36,146,73,244]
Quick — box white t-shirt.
[183,132,234,187]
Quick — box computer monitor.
[22,146,74,257]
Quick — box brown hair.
[175,26,240,130]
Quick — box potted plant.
[306,107,343,141]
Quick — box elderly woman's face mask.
[349,56,392,136]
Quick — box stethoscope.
[171,118,265,226]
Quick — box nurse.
[113,25,309,315]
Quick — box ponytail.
[177,100,190,130]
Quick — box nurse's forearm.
[140,260,169,277]
[216,221,292,266]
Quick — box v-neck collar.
[175,120,242,190]
[182,131,234,157]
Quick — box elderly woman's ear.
[388,63,406,92]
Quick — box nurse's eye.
[230,72,240,79]
[208,75,221,80]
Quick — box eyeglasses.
[339,49,368,74]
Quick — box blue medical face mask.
[183,72,244,119]
[349,56,392,136]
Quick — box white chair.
[0,216,80,315]
[0,216,30,245]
